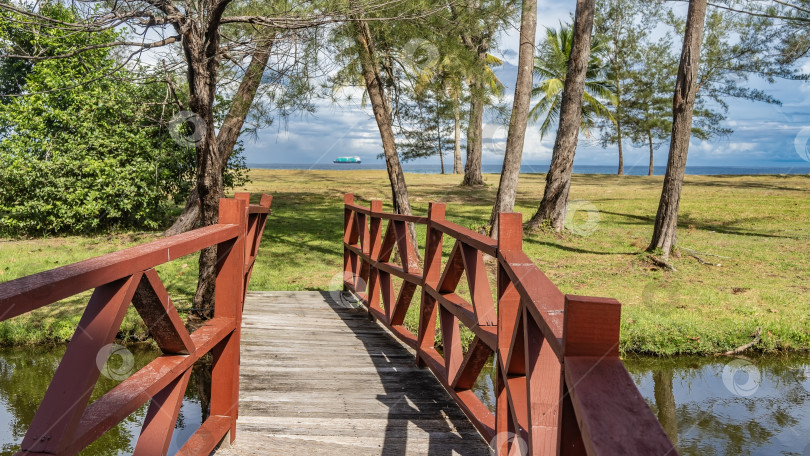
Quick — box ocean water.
[250,163,810,176]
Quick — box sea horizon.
[248,162,810,176]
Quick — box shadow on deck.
[215,291,490,456]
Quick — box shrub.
[0,5,247,235]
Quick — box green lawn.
[1,169,808,355]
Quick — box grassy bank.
[1,169,808,355]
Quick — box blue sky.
[243,2,810,169]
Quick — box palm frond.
[486,54,503,66]
[530,22,617,139]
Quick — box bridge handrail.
[342,194,676,455]
[2,193,272,456]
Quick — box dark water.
[0,345,207,455]
[470,354,810,456]
[3,345,810,455]
[249,162,810,176]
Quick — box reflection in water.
[472,356,496,413]
[6,344,810,455]
[653,367,678,446]
[625,355,810,456]
[471,355,810,455]
[0,345,210,456]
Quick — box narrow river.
[2,346,810,455]
[469,354,810,455]
[0,345,205,456]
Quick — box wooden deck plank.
[214,291,490,456]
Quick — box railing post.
[356,201,371,294]
[496,213,564,456]
[343,193,359,291]
[234,192,253,260]
[210,197,247,444]
[494,213,525,455]
[235,193,273,308]
[562,296,621,358]
[417,202,444,367]
[367,200,383,311]
[560,295,621,454]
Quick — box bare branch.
[3,36,181,61]
[0,47,143,96]
[687,0,810,22]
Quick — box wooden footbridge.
[0,193,677,455]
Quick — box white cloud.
[495,1,576,66]
[243,3,810,169]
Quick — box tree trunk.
[169,17,231,320]
[184,17,269,319]
[187,41,224,320]
[165,188,202,236]
[462,47,488,187]
[216,44,273,165]
[165,45,273,237]
[653,368,679,446]
[462,79,485,186]
[648,0,707,259]
[192,354,213,424]
[526,0,596,232]
[453,98,462,174]
[353,20,420,251]
[617,117,625,176]
[648,130,655,176]
[614,38,624,177]
[438,96,445,174]
[439,151,445,174]
[488,0,538,238]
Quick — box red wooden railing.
[0,193,272,456]
[342,194,677,455]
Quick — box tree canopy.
[0,4,246,235]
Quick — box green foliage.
[326,0,513,163]
[530,23,617,138]
[0,5,248,235]
[396,43,486,164]
[619,33,678,152]
[756,0,810,64]
[0,152,167,234]
[397,88,458,165]
[0,3,34,104]
[448,0,516,103]
[595,0,783,155]
[690,8,800,107]
[660,5,801,132]
[595,0,667,153]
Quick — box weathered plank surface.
[215,291,490,456]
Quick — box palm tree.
[530,24,617,138]
[409,51,504,174]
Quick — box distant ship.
[334,156,362,164]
